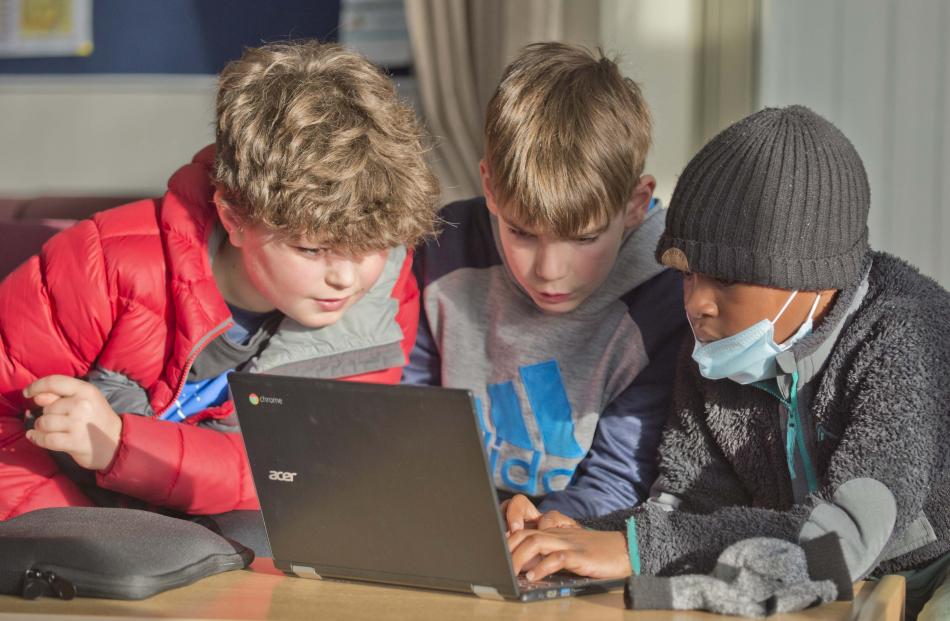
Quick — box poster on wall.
[0,0,92,58]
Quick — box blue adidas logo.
[474,359,583,495]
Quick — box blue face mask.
[691,291,821,385]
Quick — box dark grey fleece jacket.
[583,252,950,584]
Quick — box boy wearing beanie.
[504,106,950,619]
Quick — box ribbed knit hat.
[656,105,869,290]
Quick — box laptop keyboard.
[517,573,591,591]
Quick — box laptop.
[228,372,624,601]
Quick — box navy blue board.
[0,0,340,74]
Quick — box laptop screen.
[229,373,519,597]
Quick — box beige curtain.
[405,0,567,204]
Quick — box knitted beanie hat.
[656,105,870,290]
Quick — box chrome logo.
[248,393,260,405]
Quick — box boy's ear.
[479,159,499,216]
[213,188,246,247]
[623,174,657,231]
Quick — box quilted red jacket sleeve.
[93,249,421,514]
[96,405,257,513]
[0,221,113,519]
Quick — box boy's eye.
[573,235,600,244]
[507,226,534,239]
[295,246,329,256]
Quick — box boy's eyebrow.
[285,231,329,245]
[501,212,610,238]
[500,215,535,233]
[573,221,610,237]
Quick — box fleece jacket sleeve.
[582,332,944,582]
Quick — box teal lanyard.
[754,372,818,494]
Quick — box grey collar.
[774,262,872,396]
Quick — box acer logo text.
[269,470,297,482]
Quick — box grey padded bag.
[0,507,254,600]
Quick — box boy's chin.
[531,296,586,314]
[287,310,346,329]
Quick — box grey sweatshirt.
[583,252,950,584]
[405,198,688,518]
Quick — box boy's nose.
[534,244,569,282]
[325,259,357,290]
[683,274,717,320]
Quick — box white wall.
[759,0,950,287]
[0,3,420,200]
[0,1,701,206]
[0,75,216,196]
[599,0,703,206]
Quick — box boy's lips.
[536,291,572,303]
[314,296,349,312]
[692,328,719,343]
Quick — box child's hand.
[537,510,580,530]
[23,375,123,472]
[501,494,541,533]
[502,494,581,533]
[507,528,631,581]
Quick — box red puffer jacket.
[0,147,419,519]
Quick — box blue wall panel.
[0,0,340,74]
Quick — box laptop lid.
[228,372,521,599]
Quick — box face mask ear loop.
[777,292,823,349]
[804,291,822,323]
[770,290,800,325]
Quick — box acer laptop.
[228,372,623,601]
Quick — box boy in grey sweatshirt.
[403,43,687,518]
[504,106,950,620]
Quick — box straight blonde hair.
[484,42,652,236]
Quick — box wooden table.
[0,560,903,621]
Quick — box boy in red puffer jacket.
[0,40,439,520]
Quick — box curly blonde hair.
[485,42,652,237]
[214,40,440,251]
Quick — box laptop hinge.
[290,565,323,580]
[471,585,504,600]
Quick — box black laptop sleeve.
[0,507,254,600]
